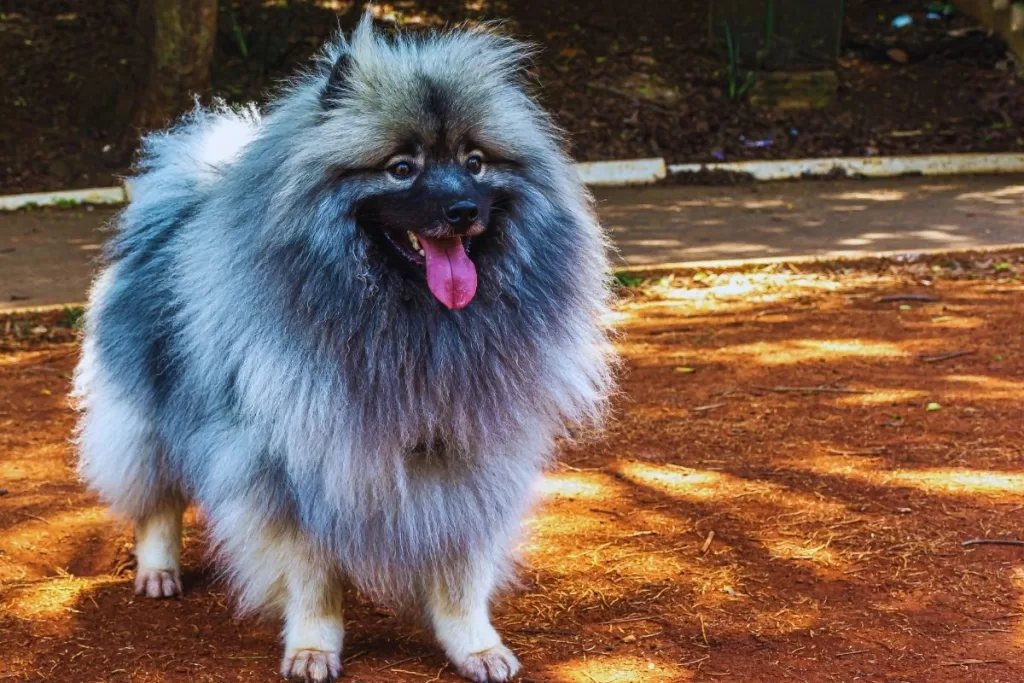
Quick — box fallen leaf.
[887,48,909,64]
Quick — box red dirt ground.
[1,251,1023,682]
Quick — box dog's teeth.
[417,248,425,257]
[407,232,420,251]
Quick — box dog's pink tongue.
[419,236,477,310]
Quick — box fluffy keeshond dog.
[73,13,613,683]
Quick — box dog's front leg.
[423,557,520,683]
[278,542,345,683]
[207,502,345,682]
[258,532,346,683]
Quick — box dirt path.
[1,251,1023,682]
[3,175,1024,311]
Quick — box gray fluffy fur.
[74,16,614,614]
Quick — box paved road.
[2,175,1023,310]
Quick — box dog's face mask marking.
[322,56,518,310]
[355,145,501,310]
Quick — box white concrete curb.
[575,158,667,186]
[0,159,668,210]
[667,153,1024,181]
[4,153,1024,211]
[0,186,127,211]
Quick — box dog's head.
[274,14,575,311]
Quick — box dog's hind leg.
[75,337,187,598]
[423,556,520,683]
[133,499,187,597]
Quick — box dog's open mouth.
[384,231,478,310]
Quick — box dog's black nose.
[443,201,479,231]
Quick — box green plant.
[613,272,645,288]
[761,0,775,59]
[722,0,778,101]
[53,197,82,208]
[230,11,249,59]
[722,22,756,100]
[60,306,85,330]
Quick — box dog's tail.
[105,102,261,263]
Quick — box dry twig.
[962,538,1024,548]
[876,294,937,303]
[940,659,1005,667]
[920,350,974,364]
[373,655,421,672]
[826,447,885,456]
[753,385,869,395]
[701,531,715,554]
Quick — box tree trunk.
[130,0,218,134]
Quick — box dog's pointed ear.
[320,52,352,109]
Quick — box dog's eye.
[389,161,413,178]
[465,154,483,175]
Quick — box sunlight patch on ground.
[616,461,858,575]
[526,509,611,544]
[0,443,67,482]
[762,538,846,571]
[618,462,849,521]
[838,373,1024,405]
[315,0,354,9]
[743,200,786,210]
[911,228,971,244]
[648,275,842,305]
[550,654,684,683]
[823,190,907,202]
[787,456,1024,498]
[3,575,121,620]
[603,310,634,326]
[536,472,613,500]
[889,469,1024,496]
[618,463,721,498]
[0,350,51,367]
[837,388,927,405]
[957,184,1024,205]
[904,316,986,330]
[526,509,697,583]
[716,338,908,365]
[942,374,1024,401]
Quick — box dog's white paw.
[134,568,182,598]
[280,649,343,682]
[452,643,520,683]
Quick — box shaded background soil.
[1,252,1023,681]
[3,0,1024,193]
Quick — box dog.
[73,13,613,683]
